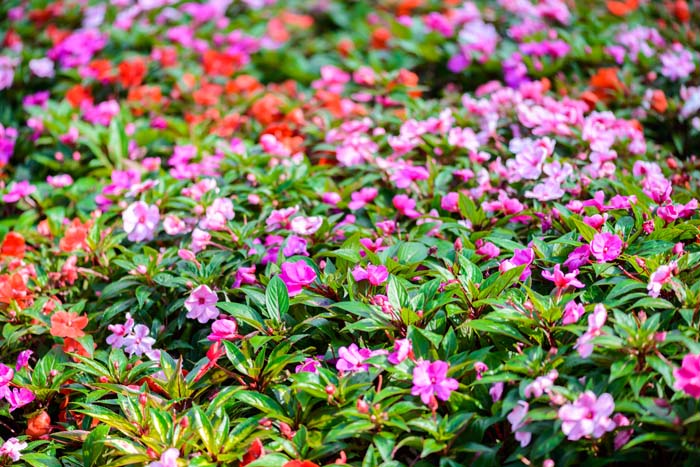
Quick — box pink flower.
[499,248,534,280]
[507,401,532,447]
[46,174,73,188]
[352,264,389,286]
[107,313,134,348]
[489,382,504,402]
[647,261,677,298]
[29,58,55,78]
[393,195,421,218]
[15,350,32,371]
[0,364,14,387]
[148,448,179,467]
[199,198,234,230]
[589,232,623,263]
[185,285,219,323]
[391,165,429,189]
[207,319,239,342]
[290,216,323,235]
[441,192,460,212]
[558,391,616,441]
[348,188,378,210]
[266,206,299,230]
[562,301,585,325]
[542,264,585,291]
[295,357,322,374]
[474,362,488,380]
[3,181,36,203]
[411,360,459,405]
[336,343,374,373]
[613,413,633,450]
[6,387,34,412]
[476,241,500,259]
[524,370,558,398]
[123,324,156,357]
[0,438,27,462]
[388,339,413,364]
[233,265,257,288]
[674,353,700,398]
[190,228,211,253]
[574,304,607,358]
[279,260,317,296]
[122,201,159,242]
[563,245,590,270]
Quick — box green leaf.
[265,276,289,322]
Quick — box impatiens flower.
[392,195,421,218]
[474,362,488,380]
[351,264,389,286]
[148,448,179,467]
[1,232,25,258]
[490,382,504,402]
[348,188,378,210]
[613,413,633,450]
[200,197,235,230]
[3,181,36,203]
[336,343,375,373]
[16,350,32,371]
[6,387,35,412]
[524,370,558,398]
[562,301,586,325]
[507,401,531,447]
[0,437,27,462]
[122,324,156,357]
[50,311,88,339]
[499,247,535,280]
[278,260,317,296]
[122,201,159,242]
[542,264,585,291]
[589,232,623,263]
[674,353,700,398]
[290,216,323,235]
[190,228,211,253]
[476,241,500,259]
[295,357,321,374]
[185,285,220,323]
[563,245,590,270]
[411,360,459,405]
[107,313,134,348]
[207,319,239,341]
[574,304,607,358]
[558,391,616,441]
[0,364,13,388]
[29,58,55,78]
[388,339,413,364]
[647,261,677,298]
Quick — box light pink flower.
[524,370,558,398]
[336,343,374,373]
[507,401,532,447]
[0,438,27,462]
[200,198,234,231]
[574,304,606,358]
[148,448,179,467]
[47,174,73,188]
[233,265,257,288]
[122,201,159,242]
[388,339,413,364]
[558,391,616,441]
[207,319,239,342]
[190,228,211,253]
[674,353,700,398]
[589,232,623,263]
[185,285,219,323]
[411,360,459,405]
[290,216,323,235]
[352,264,389,286]
[490,382,504,402]
[647,261,677,298]
[123,324,156,357]
[499,248,534,280]
[3,181,36,203]
[278,260,317,296]
[29,58,55,78]
[107,313,134,348]
[163,215,188,235]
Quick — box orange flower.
[606,0,639,16]
[589,67,624,103]
[250,94,284,126]
[226,74,263,96]
[119,58,147,88]
[650,90,668,113]
[193,82,223,106]
[62,337,91,358]
[26,411,51,439]
[0,273,32,309]
[396,0,422,16]
[371,27,391,49]
[127,85,163,116]
[87,59,114,83]
[59,218,92,253]
[50,310,88,339]
[337,38,354,57]
[65,85,93,108]
[1,232,25,258]
[202,50,240,76]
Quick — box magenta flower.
[562,301,585,325]
[590,232,623,263]
[185,285,220,323]
[15,350,33,371]
[123,324,156,357]
[558,391,616,441]
[542,264,585,291]
[278,260,317,296]
[295,357,322,374]
[411,360,459,405]
[3,181,36,203]
[476,241,500,259]
[613,413,633,450]
[348,188,378,210]
[107,313,134,348]
[563,245,590,271]
[489,382,504,402]
[0,438,27,462]
[674,353,700,398]
[574,304,607,358]
[6,387,34,412]
[499,247,534,280]
[507,401,532,447]
[352,264,389,286]
[392,195,421,218]
[233,265,257,288]
[207,319,239,342]
[336,343,374,373]
[0,364,14,387]
[122,201,159,242]
[647,261,677,298]
[388,339,413,365]
[441,192,460,212]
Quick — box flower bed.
[0,0,699,465]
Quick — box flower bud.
[357,399,369,414]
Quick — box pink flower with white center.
[46,174,73,188]
[6,388,34,412]
[525,179,565,201]
[558,391,616,441]
[352,264,389,286]
[574,304,607,358]
[148,448,179,467]
[233,265,257,288]
[388,339,413,364]
[290,216,323,235]
[190,228,211,253]
[647,261,677,298]
[348,188,378,210]
[411,360,459,405]
[122,201,159,242]
[107,313,134,348]
[0,438,27,462]
[674,353,700,398]
[524,370,558,398]
[123,324,156,357]
[207,319,239,342]
[185,285,219,323]
[336,344,375,373]
[542,264,585,291]
[266,206,299,230]
[562,301,585,325]
[393,195,421,218]
[3,181,36,203]
[296,357,322,374]
[499,247,534,280]
[507,401,532,447]
[278,260,317,296]
[200,197,235,230]
[589,232,623,263]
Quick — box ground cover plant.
[0,0,700,465]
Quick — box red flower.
[240,438,264,466]
[606,0,639,16]
[283,461,320,467]
[0,273,32,309]
[59,218,92,253]
[118,58,147,88]
[65,85,93,108]
[1,232,25,258]
[202,50,241,77]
